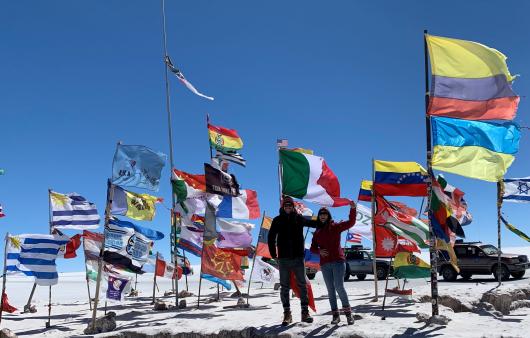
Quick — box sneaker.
[282,311,293,326]
[331,312,341,324]
[301,310,314,323]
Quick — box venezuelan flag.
[426,34,519,121]
[208,123,243,153]
[374,161,428,196]
[432,117,520,182]
[358,180,372,202]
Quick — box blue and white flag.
[503,177,530,203]
[201,274,231,290]
[51,191,100,230]
[111,144,167,192]
[6,233,69,286]
[106,275,131,301]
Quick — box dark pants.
[278,257,308,312]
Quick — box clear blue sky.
[2,1,529,272]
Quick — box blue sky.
[1,0,530,272]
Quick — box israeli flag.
[503,177,530,203]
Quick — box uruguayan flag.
[6,233,69,285]
[503,177,530,203]
[51,191,100,230]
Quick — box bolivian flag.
[208,123,243,154]
[392,252,430,279]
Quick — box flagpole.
[423,29,439,317]
[90,180,114,332]
[180,217,189,291]
[152,252,159,304]
[246,212,266,305]
[0,233,9,325]
[277,140,286,204]
[82,235,93,310]
[23,283,37,313]
[370,158,378,301]
[46,188,53,328]
[496,181,502,286]
[160,0,180,310]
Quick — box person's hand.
[349,201,356,208]
[320,249,329,257]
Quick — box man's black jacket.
[268,208,316,259]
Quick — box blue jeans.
[321,261,350,312]
[278,257,309,312]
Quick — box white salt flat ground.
[2,248,530,337]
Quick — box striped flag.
[51,191,100,230]
[346,232,362,243]
[165,56,214,101]
[6,233,69,285]
[503,177,530,203]
[215,152,246,167]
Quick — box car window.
[454,247,466,257]
[480,245,499,255]
[362,252,370,260]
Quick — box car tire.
[441,266,457,281]
[376,265,388,280]
[356,274,367,281]
[344,264,351,281]
[492,265,510,281]
[511,271,525,279]
[460,272,472,280]
[307,273,316,280]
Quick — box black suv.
[344,245,392,281]
[438,241,530,281]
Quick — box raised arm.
[335,202,357,232]
[267,218,279,259]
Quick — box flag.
[172,169,206,203]
[6,233,69,286]
[291,147,314,155]
[50,191,100,230]
[208,123,243,154]
[375,196,430,249]
[215,152,246,167]
[439,177,472,226]
[106,275,130,301]
[57,234,82,259]
[293,201,313,217]
[351,204,373,240]
[358,180,373,202]
[346,232,362,243]
[374,160,428,196]
[177,226,203,257]
[304,248,320,270]
[280,149,350,207]
[503,177,530,203]
[290,272,316,312]
[255,216,272,258]
[111,185,159,221]
[392,252,430,279]
[201,243,244,281]
[431,117,520,182]
[111,144,166,191]
[83,230,103,281]
[251,259,280,284]
[1,293,17,313]
[389,201,418,217]
[277,139,288,148]
[435,239,460,273]
[155,255,182,279]
[431,177,466,240]
[426,34,519,121]
[203,202,218,243]
[216,219,254,249]
[216,190,260,219]
[501,216,530,243]
[165,55,214,100]
[205,163,240,196]
[374,227,419,258]
[201,274,232,290]
[109,218,164,240]
[0,204,4,218]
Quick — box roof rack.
[454,240,482,245]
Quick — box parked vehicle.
[438,241,530,281]
[344,245,392,281]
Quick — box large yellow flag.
[112,185,159,221]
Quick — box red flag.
[289,272,316,312]
[201,243,244,281]
[59,234,82,259]
[155,256,182,280]
[1,292,17,313]
[374,226,419,258]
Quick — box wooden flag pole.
[90,180,114,332]
[23,283,37,313]
[82,236,93,310]
[423,29,439,317]
[152,252,159,304]
[370,158,378,301]
[246,212,266,305]
[0,233,9,325]
[496,181,502,286]
[46,188,53,328]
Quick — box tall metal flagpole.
[0,233,9,325]
[246,212,266,305]
[370,159,378,301]
[160,0,179,309]
[46,189,53,328]
[497,181,503,286]
[424,29,439,317]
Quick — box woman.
[310,201,356,325]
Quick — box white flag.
[165,56,214,101]
[251,259,280,284]
[348,203,373,240]
[503,178,530,203]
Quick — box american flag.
[346,232,362,243]
[277,139,288,148]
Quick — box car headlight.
[510,258,520,264]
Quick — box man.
[268,196,316,325]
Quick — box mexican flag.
[280,149,350,207]
[172,169,206,202]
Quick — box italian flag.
[280,149,350,207]
[172,169,206,202]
